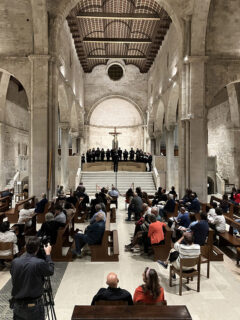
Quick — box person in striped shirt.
[158,232,200,279]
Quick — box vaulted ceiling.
[67,0,172,73]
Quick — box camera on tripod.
[37,235,51,260]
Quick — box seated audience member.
[73,212,105,257]
[90,204,106,224]
[126,192,143,221]
[133,267,165,304]
[98,188,110,206]
[143,215,166,254]
[91,272,133,305]
[57,185,65,199]
[187,193,200,213]
[136,187,143,199]
[169,186,177,199]
[37,212,63,245]
[177,207,190,228]
[220,194,229,214]
[0,221,18,264]
[209,208,226,234]
[190,212,209,245]
[35,193,48,213]
[180,189,192,205]
[188,213,198,230]
[54,205,66,224]
[64,202,76,218]
[151,207,162,222]
[233,189,240,204]
[152,187,163,206]
[142,192,151,206]
[66,191,78,207]
[160,194,175,220]
[18,202,35,227]
[108,186,119,198]
[76,186,90,208]
[158,232,200,278]
[208,202,217,223]
[126,188,134,203]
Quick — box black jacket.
[91,287,133,305]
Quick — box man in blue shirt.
[177,207,190,228]
[90,204,106,224]
[190,212,209,245]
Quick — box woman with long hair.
[133,267,165,304]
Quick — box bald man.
[91,272,133,305]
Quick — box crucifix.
[109,127,121,150]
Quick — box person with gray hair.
[73,211,105,258]
[37,212,63,245]
[90,204,106,224]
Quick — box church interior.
[0,0,240,319]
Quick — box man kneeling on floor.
[73,212,105,258]
[91,272,133,305]
[158,232,200,280]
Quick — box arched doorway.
[208,177,215,195]
[0,71,30,190]
[88,97,144,150]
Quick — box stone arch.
[191,0,212,55]
[58,84,70,123]
[30,0,48,54]
[166,83,179,130]
[86,95,145,125]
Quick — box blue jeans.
[234,219,240,234]
[75,233,88,254]
[13,303,44,320]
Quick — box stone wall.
[0,0,33,56]
[84,62,148,117]
[207,100,235,184]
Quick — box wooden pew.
[218,216,240,249]
[110,207,116,223]
[73,199,89,223]
[71,305,192,320]
[4,196,35,223]
[89,212,119,262]
[51,213,75,262]
[152,225,172,261]
[0,196,11,211]
[36,201,53,224]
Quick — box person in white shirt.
[0,221,18,260]
[210,207,226,233]
[158,232,200,278]
[208,202,217,223]
[18,202,35,227]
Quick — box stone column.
[166,127,175,191]
[188,57,208,202]
[227,82,240,186]
[155,134,161,156]
[143,126,147,152]
[0,123,5,189]
[71,136,77,155]
[60,123,70,190]
[28,55,50,197]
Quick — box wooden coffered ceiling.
[67,0,172,73]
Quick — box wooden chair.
[169,256,201,296]
[200,245,210,278]
[95,300,128,306]
[0,242,14,261]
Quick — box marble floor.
[1,197,240,320]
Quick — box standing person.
[148,153,152,172]
[113,151,119,173]
[95,147,100,161]
[81,153,86,165]
[10,237,54,320]
[123,149,128,161]
[129,148,135,161]
[91,148,96,162]
[35,193,48,214]
[106,149,111,161]
[100,148,105,161]
[133,268,165,304]
[118,148,122,161]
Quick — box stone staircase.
[80,171,156,195]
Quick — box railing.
[5,170,20,189]
[152,166,160,190]
[75,168,82,190]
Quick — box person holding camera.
[10,236,54,320]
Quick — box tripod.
[43,277,57,320]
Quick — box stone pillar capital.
[59,122,70,130]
